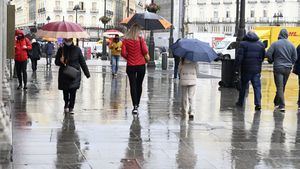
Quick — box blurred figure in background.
[30,39,41,72]
[109,34,122,77]
[45,41,55,67]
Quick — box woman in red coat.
[121,24,149,115]
[15,30,32,90]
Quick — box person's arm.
[121,41,127,60]
[195,63,200,77]
[234,43,245,72]
[25,38,32,50]
[292,46,298,64]
[266,43,275,63]
[78,48,90,78]
[55,47,64,66]
[141,38,149,56]
[109,42,114,49]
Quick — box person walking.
[121,24,149,115]
[235,31,266,111]
[109,34,122,77]
[174,54,180,79]
[45,41,55,67]
[55,38,90,113]
[266,29,297,111]
[30,39,41,72]
[293,45,300,109]
[179,58,199,119]
[15,30,32,90]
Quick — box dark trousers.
[298,75,300,106]
[15,60,27,87]
[274,68,291,108]
[238,73,261,106]
[30,58,38,71]
[174,57,180,78]
[63,89,77,109]
[126,65,146,107]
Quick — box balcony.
[78,9,86,13]
[275,0,284,2]
[38,7,46,13]
[247,17,256,23]
[67,8,74,12]
[211,18,220,23]
[211,0,220,5]
[223,17,232,23]
[260,0,270,3]
[259,17,269,23]
[90,9,99,14]
[248,0,257,4]
[53,7,62,12]
[197,1,206,5]
[223,0,232,4]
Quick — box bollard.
[162,52,168,70]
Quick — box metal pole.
[127,0,129,17]
[75,10,79,46]
[147,0,155,67]
[181,0,185,38]
[234,0,239,36]
[235,0,245,58]
[169,0,174,56]
[102,0,107,59]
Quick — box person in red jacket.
[15,30,32,90]
[121,24,149,115]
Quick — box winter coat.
[234,32,266,74]
[121,37,148,66]
[293,45,300,75]
[45,42,55,55]
[179,59,199,86]
[30,42,42,60]
[55,44,90,90]
[14,30,32,62]
[266,29,297,70]
[109,41,122,56]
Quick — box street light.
[102,0,107,59]
[168,0,174,58]
[46,16,50,23]
[147,0,156,67]
[273,12,283,26]
[73,4,80,46]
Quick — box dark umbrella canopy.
[170,39,218,62]
[120,11,172,30]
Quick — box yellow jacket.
[109,41,122,56]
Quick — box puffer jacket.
[121,37,148,66]
[179,59,199,86]
[15,30,32,62]
[234,32,266,74]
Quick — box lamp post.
[234,0,239,36]
[169,0,174,58]
[147,0,156,67]
[102,0,107,59]
[273,12,283,26]
[46,16,50,23]
[127,0,130,17]
[73,5,80,46]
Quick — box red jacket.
[121,37,149,66]
[15,30,32,62]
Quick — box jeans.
[174,57,180,78]
[111,55,120,74]
[46,54,52,65]
[238,73,261,106]
[126,65,146,107]
[273,67,291,108]
[181,85,196,114]
[15,60,27,87]
[63,89,77,109]
[30,58,38,71]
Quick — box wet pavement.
[5,59,300,169]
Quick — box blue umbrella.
[170,39,218,62]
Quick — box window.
[92,2,97,10]
[214,11,218,18]
[68,1,73,9]
[92,16,96,26]
[263,9,267,17]
[226,11,230,18]
[68,15,73,22]
[55,0,60,8]
[228,42,237,50]
[79,16,84,25]
[55,15,61,21]
[250,8,255,18]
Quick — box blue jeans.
[238,73,261,106]
[111,55,120,74]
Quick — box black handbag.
[63,65,79,80]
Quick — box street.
[6,59,300,169]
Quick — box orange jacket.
[15,30,32,61]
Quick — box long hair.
[125,24,141,40]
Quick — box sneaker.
[279,107,285,112]
[23,86,27,90]
[64,108,69,113]
[132,106,138,115]
[255,105,261,111]
[17,85,22,90]
[69,108,74,114]
[188,113,194,119]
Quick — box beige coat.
[179,60,199,86]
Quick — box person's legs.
[21,61,28,88]
[181,86,188,114]
[188,85,196,115]
[273,69,284,108]
[63,90,70,109]
[49,54,52,66]
[111,56,117,74]
[15,61,22,87]
[237,73,251,106]
[126,66,138,107]
[251,73,262,107]
[33,59,37,71]
[68,89,77,111]
[298,75,300,107]
[174,58,180,78]
[115,56,120,74]
[136,65,146,106]
[31,59,35,71]
[46,54,49,65]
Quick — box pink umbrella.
[36,21,89,39]
[103,29,124,38]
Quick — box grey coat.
[55,44,90,90]
[266,29,297,70]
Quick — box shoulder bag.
[61,48,79,80]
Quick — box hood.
[278,29,288,39]
[243,32,259,42]
[15,30,24,36]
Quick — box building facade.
[185,0,300,36]
[12,0,134,39]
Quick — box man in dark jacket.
[30,39,41,71]
[45,41,55,67]
[235,31,266,110]
[266,29,297,111]
[293,45,300,109]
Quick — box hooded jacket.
[266,29,297,69]
[15,30,32,62]
[235,32,266,74]
[179,59,199,86]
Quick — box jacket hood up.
[243,32,259,42]
[278,29,288,39]
[15,30,24,36]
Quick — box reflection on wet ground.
[10,62,300,168]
